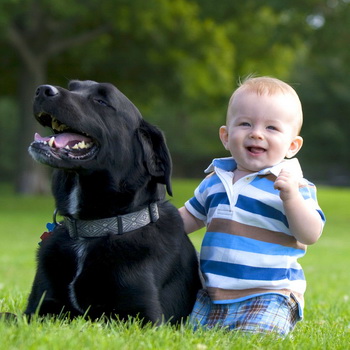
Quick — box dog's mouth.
[31,112,98,162]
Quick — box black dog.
[26,80,201,324]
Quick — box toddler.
[179,76,325,336]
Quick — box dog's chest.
[69,240,88,313]
[67,238,131,313]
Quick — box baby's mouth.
[247,146,266,154]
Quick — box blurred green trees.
[1,0,349,193]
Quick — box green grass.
[0,181,349,349]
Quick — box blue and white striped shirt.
[185,157,325,313]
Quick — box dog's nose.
[35,85,59,98]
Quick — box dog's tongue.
[34,132,92,148]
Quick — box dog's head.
[29,80,172,195]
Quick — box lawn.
[0,181,349,349]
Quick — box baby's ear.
[286,136,303,158]
[219,126,229,150]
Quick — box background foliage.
[1,0,350,193]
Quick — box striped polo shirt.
[185,157,325,314]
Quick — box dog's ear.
[136,119,173,196]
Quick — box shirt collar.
[205,157,303,179]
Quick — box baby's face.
[220,90,303,173]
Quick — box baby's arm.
[274,169,323,245]
[179,206,205,234]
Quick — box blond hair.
[227,76,303,133]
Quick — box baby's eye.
[239,122,251,127]
[267,125,278,131]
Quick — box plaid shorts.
[189,289,301,336]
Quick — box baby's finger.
[274,178,284,191]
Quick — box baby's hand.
[274,169,300,202]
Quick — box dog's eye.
[95,99,109,107]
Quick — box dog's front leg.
[137,304,164,326]
[125,287,165,325]
[25,269,79,318]
[25,235,80,318]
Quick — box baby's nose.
[249,128,264,139]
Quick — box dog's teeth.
[65,145,70,150]
[52,118,69,132]
[52,118,59,130]
[70,141,93,150]
[48,137,55,147]
[59,124,69,131]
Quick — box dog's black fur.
[26,80,201,324]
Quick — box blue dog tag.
[46,222,57,232]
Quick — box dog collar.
[63,203,159,238]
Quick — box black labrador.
[26,80,201,324]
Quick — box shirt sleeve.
[299,181,326,227]
[184,179,208,224]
